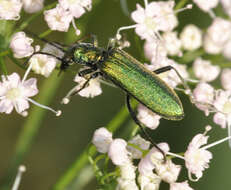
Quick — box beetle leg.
[126,94,166,161]
[62,72,101,104]
[107,38,117,49]
[91,34,98,47]
[78,68,97,77]
[153,66,218,112]
[154,66,194,101]
[154,66,188,90]
[69,34,98,47]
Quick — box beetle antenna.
[24,30,67,53]
[23,51,64,66]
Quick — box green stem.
[67,166,94,190]
[53,105,130,190]
[178,49,204,64]
[217,62,231,68]
[0,71,64,190]
[0,50,9,57]
[39,29,53,38]
[175,0,189,10]
[0,57,8,75]
[127,143,145,154]
[100,171,118,184]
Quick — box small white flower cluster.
[0,0,92,35]
[204,17,231,60]
[92,126,231,190]
[0,71,61,116]
[191,58,231,131]
[10,32,61,77]
[0,0,44,20]
[194,83,231,129]
[0,32,64,116]
[44,0,92,35]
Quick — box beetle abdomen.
[97,49,184,120]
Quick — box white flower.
[184,128,231,181]
[153,0,178,32]
[213,112,227,129]
[193,83,214,115]
[10,32,34,58]
[44,5,73,32]
[138,173,161,190]
[184,133,212,180]
[144,39,167,62]
[221,69,231,91]
[108,139,130,166]
[0,72,61,116]
[74,75,102,98]
[193,83,214,103]
[116,178,139,190]
[29,54,57,77]
[193,58,220,82]
[180,24,202,51]
[0,73,38,115]
[92,127,112,153]
[206,17,231,46]
[138,143,169,175]
[131,1,177,40]
[127,135,150,159]
[0,0,22,20]
[59,0,92,18]
[222,39,231,60]
[162,31,182,56]
[170,181,194,190]
[22,0,44,13]
[193,0,218,12]
[137,104,161,130]
[203,34,223,54]
[154,159,181,183]
[213,90,231,128]
[120,161,136,180]
[221,0,231,18]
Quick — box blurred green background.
[0,0,231,189]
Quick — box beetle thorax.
[73,45,103,66]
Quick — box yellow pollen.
[1,1,13,11]
[223,101,231,114]
[144,17,156,31]
[68,0,79,4]
[38,60,46,68]
[6,88,22,100]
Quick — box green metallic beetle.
[60,39,184,119]
[33,36,184,153]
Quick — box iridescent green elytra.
[61,42,184,120]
